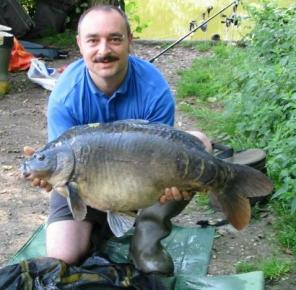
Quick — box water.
[134,0,294,41]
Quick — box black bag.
[0,255,167,290]
[20,40,69,59]
[0,0,34,38]
[26,0,80,39]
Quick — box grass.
[158,40,217,53]
[35,30,77,48]
[178,100,236,144]
[158,41,174,49]
[176,42,243,105]
[194,193,209,207]
[236,257,294,281]
[195,41,216,52]
[236,261,257,273]
[273,203,296,255]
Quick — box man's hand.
[159,187,193,204]
[158,130,211,204]
[23,146,53,192]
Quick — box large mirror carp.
[21,120,273,236]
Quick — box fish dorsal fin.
[65,182,87,221]
[113,119,150,125]
[107,211,136,237]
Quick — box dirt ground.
[0,41,295,289]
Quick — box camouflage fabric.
[0,254,166,290]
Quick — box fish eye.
[38,154,45,161]
[34,153,45,161]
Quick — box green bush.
[224,2,296,208]
[20,0,37,16]
[176,1,296,210]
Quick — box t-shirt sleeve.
[47,93,77,142]
[145,87,175,126]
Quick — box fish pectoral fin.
[107,211,136,238]
[66,182,87,221]
[218,191,251,231]
[54,185,69,198]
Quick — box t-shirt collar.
[85,57,131,98]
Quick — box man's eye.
[87,39,97,44]
[109,37,124,45]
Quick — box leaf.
[272,184,288,199]
[291,197,296,213]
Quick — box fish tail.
[215,164,273,230]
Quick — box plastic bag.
[27,58,60,91]
[8,38,34,72]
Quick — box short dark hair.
[77,5,131,36]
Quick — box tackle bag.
[0,0,34,38]
[26,0,79,39]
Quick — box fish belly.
[75,160,179,212]
[69,123,220,212]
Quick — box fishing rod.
[149,0,240,63]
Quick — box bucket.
[0,31,14,96]
[0,24,12,32]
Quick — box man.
[24,5,212,274]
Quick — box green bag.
[4,224,264,290]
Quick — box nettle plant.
[225,2,296,209]
[177,1,296,210]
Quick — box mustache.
[94,55,119,63]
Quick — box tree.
[89,0,125,11]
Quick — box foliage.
[225,2,296,208]
[19,0,148,35]
[176,1,296,256]
[194,193,209,207]
[171,40,213,52]
[176,2,296,209]
[65,1,90,30]
[235,261,257,274]
[125,1,149,35]
[236,257,293,281]
[20,0,36,16]
[177,43,243,103]
[36,31,77,48]
[194,41,214,52]
[273,202,296,255]
[177,58,220,102]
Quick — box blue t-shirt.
[47,55,175,141]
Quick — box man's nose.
[97,39,111,54]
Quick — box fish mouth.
[22,172,33,179]
[20,164,33,179]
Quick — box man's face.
[77,9,131,82]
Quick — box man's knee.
[46,220,93,265]
[187,130,212,152]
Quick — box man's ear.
[128,33,133,44]
[128,33,133,54]
[76,34,82,52]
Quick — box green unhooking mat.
[2,224,264,290]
